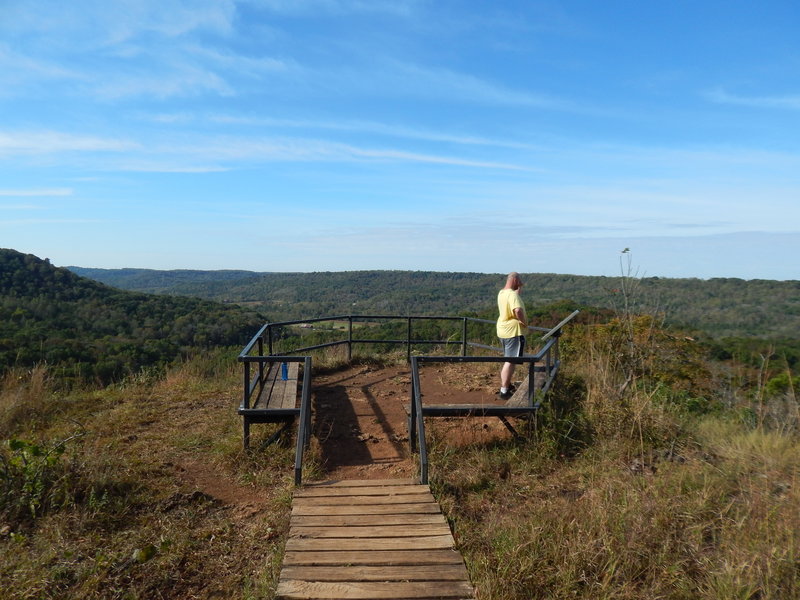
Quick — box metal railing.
[244,314,540,360]
[237,353,312,485]
[238,311,579,485]
[409,310,579,484]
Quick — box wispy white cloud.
[0,0,237,46]
[186,46,292,76]
[161,135,534,170]
[0,131,137,156]
[207,114,542,150]
[0,122,532,171]
[0,44,82,85]
[116,163,230,173]
[325,59,571,109]
[345,146,533,171]
[93,64,235,99]
[0,1,241,100]
[0,204,43,210]
[111,137,531,172]
[0,218,103,225]
[251,0,421,17]
[704,88,800,110]
[0,188,73,197]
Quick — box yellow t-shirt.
[496,288,525,338]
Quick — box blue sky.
[1,0,798,280]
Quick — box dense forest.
[1,249,265,383]
[3,249,797,385]
[71,265,800,339]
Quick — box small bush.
[0,437,74,523]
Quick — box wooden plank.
[421,405,538,417]
[304,479,418,488]
[292,503,441,516]
[276,580,473,599]
[252,363,277,409]
[505,365,554,407]
[280,564,468,582]
[506,373,532,408]
[282,549,465,566]
[277,362,300,409]
[292,493,434,506]
[294,484,429,498]
[291,513,446,527]
[290,524,452,538]
[278,479,474,599]
[254,361,299,411]
[285,535,455,552]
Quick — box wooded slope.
[1,249,265,382]
[70,266,800,339]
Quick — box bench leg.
[498,415,522,440]
[243,419,250,450]
[263,420,293,447]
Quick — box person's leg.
[499,335,523,393]
[501,361,515,389]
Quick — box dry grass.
[3,333,799,599]
[0,365,53,434]
[1,356,296,599]
[429,329,800,600]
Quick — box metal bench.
[238,360,300,448]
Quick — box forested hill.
[68,266,262,294]
[69,267,800,339]
[1,249,265,383]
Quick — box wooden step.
[276,479,475,600]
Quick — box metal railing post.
[243,361,251,410]
[411,357,428,484]
[348,317,353,361]
[462,318,468,356]
[409,369,417,452]
[294,356,313,485]
[407,317,412,360]
[528,358,535,408]
[242,361,251,449]
[267,324,274,356]
[257,336,264,396]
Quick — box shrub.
[0,437,74,523]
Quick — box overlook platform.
[238,312,578,599]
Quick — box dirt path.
[311,361,513,481]
[174,361,515,514]
[312,364,414,480]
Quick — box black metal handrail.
[408,310,579,484]
[238,355,312,485]
[410,356,429,485]
[294,356,313,485]
[239,314,555,364]
[238,311,579,485]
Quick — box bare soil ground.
[171,360,518,524]
[310,361,516,481]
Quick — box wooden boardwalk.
[277,479,475,600]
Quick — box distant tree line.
[70,266,800,340]
[5,249,797,386]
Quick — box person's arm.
[513,307,527,328]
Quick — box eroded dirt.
[176,361,518,513]
[311,361,515,480]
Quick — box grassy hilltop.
[2,249,799,598]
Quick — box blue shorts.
[500,335,525,357]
